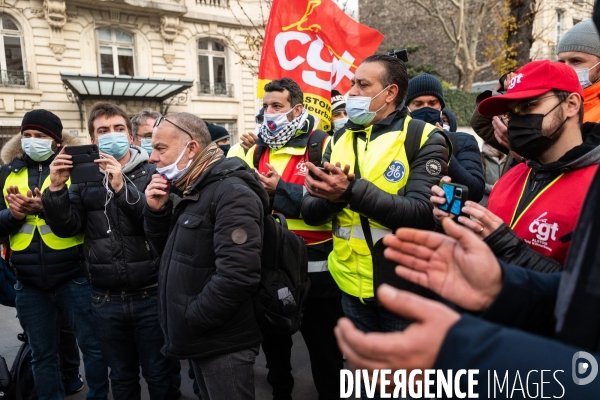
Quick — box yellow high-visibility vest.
[3,168,84,251]
[327,116,437,299]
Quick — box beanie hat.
[406,74,446,109]
[207,122,230,143]
[557,19,600,59]
[21,109,63,143]
[331,90,346,112]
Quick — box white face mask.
[443,124,451,131]
[333,118,348,132]
[22,138,54,162]
[575,61,600,89]
[156,142,192,181]
[346,86,390,126]
[263,108,295,133]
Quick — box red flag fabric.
[258,0,384,131]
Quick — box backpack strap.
[404,118,426,167]
[306,129,329,167]
[252,146,268,169]
[445,130,460,157]
[208,177,249,225]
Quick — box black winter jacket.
[484,122,600,272]
[0,133,84,289]
[447,132,485,202]
[41,147,159,291]
[143,157,266,359]
[301,105,449,232]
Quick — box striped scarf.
[175,142,224,195]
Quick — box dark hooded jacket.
[142,157,267,359]
[0,133,84,289]
[441,109,485,202]
[41,146,158,291]
[484,122,600,272]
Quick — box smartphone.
[64,145,103,184]
[437,182,469,217]
[308,166,327,181]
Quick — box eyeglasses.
[509,94,558,115]
[153,116,194,140]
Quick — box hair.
[87,102,132,139]
[361,54,409,106]
[554,90,584,126]
[131,108,161,137]
[167,112,211,148]
[264,78,304,107]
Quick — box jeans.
[190,346,258,400]
[14,278,109,400]
[91,287,173,400]
[262,295,344,400]
[59,316,80,377]
[341,293,412,400]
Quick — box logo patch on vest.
[383,161,406,183]
[526,212,559,252]
[426,160,442,175]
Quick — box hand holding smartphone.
[437,182,469,217]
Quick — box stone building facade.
[0,0,264,147]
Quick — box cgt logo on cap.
[572,351,598,385]
[507,73,524,90]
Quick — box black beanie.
[331,90,346,112]
[21,109,63,143]
[406,74,445,109]
[207,123,230,143]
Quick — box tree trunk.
[463,67,475,91]
[507,0,536,68]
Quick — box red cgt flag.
[258,0,384,131]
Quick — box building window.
[97,28,135,76]
[555,11,563,45]
[0,15,28,87]
[207,120,237,142]
[198,39,233,96]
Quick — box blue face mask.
[98,132,130,160]
[346,86,389,126]
[410,107,442,125]
[140,138,153,155]
[21,138,55,162]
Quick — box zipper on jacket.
[38,164,43,191]
[530,172,538,192]
[36,164,48,288]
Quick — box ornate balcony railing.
[196,0,228,6]
[198,82,234,97]
[0,70,31,88]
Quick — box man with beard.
[431,60,600,272]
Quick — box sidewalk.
[0,305,319,399]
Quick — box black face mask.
[507,100,567,160]
[219,144,231,156]
[410,107,442,125]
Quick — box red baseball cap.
[477,60,584,117]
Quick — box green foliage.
[443,88,481,126]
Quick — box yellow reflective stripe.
[286,218,331,232]
[510,172,564,229]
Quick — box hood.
[191,156,270,211]
[528,122,600,173]
[122,145,149,174]
[1,132,82,165]
[442,109,458,132]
